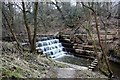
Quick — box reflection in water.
[109,61,120,79]
[56,55,92,67]
[56,55,120,79]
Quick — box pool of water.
[109,61,120,79]
[56,54,120,79]
[56,55,92,67]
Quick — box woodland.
[1,1,120,79]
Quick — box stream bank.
[1,41,107,79]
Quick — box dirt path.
[57,68,75,78]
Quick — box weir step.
[75,49,95,53]
[88,59,98,71]
[75,49,102,54]
[73,46,82,49]
[74,54,95,59]
[61,39,71,41]
[90,64,96,67]
[92,60,98,63]
[88,66,95,69]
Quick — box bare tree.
[51,0,65,20]
[22,1,38,53]
[81,2,113,78]
[2,2,21,50]
[31,1,38,53]
[22,1,33,52]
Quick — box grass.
[1,67,23,78]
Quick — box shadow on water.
[109,61,120,80]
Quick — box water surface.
[56,55,92,67]
[109,61,120,79]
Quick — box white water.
[36,37,66,59]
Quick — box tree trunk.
[81,2,113,78]
[31,1,38,53]
[22,2,32,51]
[118,1,120,45]
[93,7,113,79]
[2,3,21,49]
[51,1,65,20]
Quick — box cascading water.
[36,36,66,59]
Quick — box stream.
[109,61,120,79]
[36,36,120,79]
[56,54,120,79]
[56,55,92,67]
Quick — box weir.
[35,35,93,68]
[36,36,66,59]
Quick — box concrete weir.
[36,36,67,59]
[34,34,95,70]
